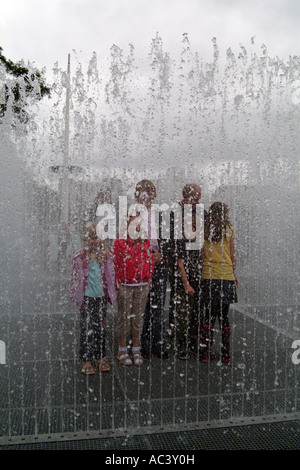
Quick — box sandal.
[117,348,133,366]
[95,358,111,372]
[80,362,95,375]
[132,347,144,366]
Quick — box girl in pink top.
[68,224,116,375]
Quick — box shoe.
[177,339,189,360]
[95,358,111,372]
[222,356,230,364]
[177,349,190,360]
[80,362,95,375]
[199,325,215,363]
[221,327,231,365]
[117,350,133,366]
[132,347,144,366]
[201,352,216,363]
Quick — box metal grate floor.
[0,306,299,448]
[1,419,299,450]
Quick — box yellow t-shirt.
[202,225,235,280]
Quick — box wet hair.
[95,189,111,204]
[135,179,156,199]
[83,223,108,263]
[83,223,98,244]
[182,183,201,199]
[204,202,231,242]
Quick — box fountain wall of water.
[0,35,299,443]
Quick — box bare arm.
[230,238,239,287]
[177,259,195,295]
[153,251,163,264]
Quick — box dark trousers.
[79,296,107,361]
[141,264,167,352]
[201,279,237,328]
[168,271,177,330]
[201,301,231,362]
[203,300,230,329]
[174,286,202,342]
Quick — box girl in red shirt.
[113,213,154,366]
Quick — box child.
[200,202,239,364]
[135,179,169,359]
[113,212,154,366]
[68,223,116,375]
[173,207,203,360]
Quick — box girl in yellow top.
[201,202,238,363]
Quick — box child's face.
[184,187,201,204]
[127,215,142,239]
[136,190,155,209]
[128,215,141,232]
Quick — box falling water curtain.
[0,39,299,443]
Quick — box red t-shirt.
[113,237,154,285]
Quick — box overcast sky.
[1,0,300,73]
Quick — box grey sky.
[1,0,299,73]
